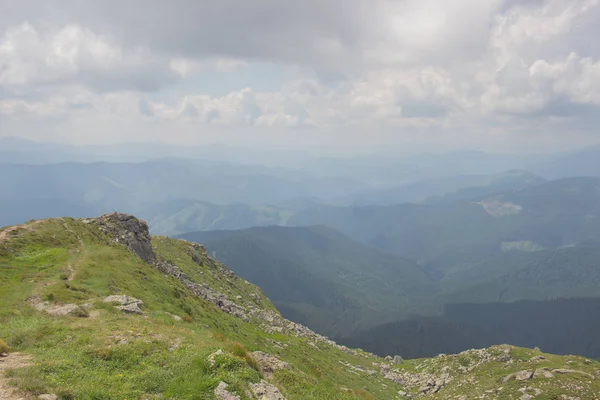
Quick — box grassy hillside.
[1,214,599,399]
[179,226,436,337]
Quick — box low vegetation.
[1,214,599,399]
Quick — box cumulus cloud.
[1,0,600,151]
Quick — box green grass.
[0,217,405,399]
[1,216,599,399]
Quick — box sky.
[1,0,600,153]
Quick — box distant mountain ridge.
[180,225,436,337]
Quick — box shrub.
[226,342,262,374]
[71,306,89,318]
[211,331,226,342]
[181,314,193,323]
[0,338,10,353]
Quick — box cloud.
[1,0,600,151]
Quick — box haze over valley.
[3,1,600,399]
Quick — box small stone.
[250,380,286,400]
[0,353,8,357]
[214,381,240,400]
[534,369,554,379]
[393,355,404,364]
[530,356,546,362]
[515,370,534,381]
[520,395,533,400]
[418,385,431,393]
[38,395,58,400]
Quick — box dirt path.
[0,353,32,400]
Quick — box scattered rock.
[418,385,431,393]
[530,356,546,362]
[385,356,393,362]
[515,370,534,381]
[208,349,225,367]
[250,380,286,400]
[393,355,404,364]
[103,295,144,314]
[520,395,533,400]
[534,368,554,379]
[501,370,533,383]
[38,395,58,400]
[166,312,182,321]
[0,353,8,358]
[251,351,289,376]
[552,369,595,379]
[214,381,240,400]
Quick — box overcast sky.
[1,0,600,153]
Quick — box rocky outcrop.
[154,260,249,321]
[92,213,249,321]
[93,213,155,263]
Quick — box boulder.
[393,355,404,364]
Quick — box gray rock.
[552,369,595,379]
[103,295,144,314]
[95,213,155,263]
[418,385,432,393]
[530,356,546,362]
[515,370,534,381]
[393,355,404,364]
[520,395,533,400]
[385,356,393,362]
[214,382,240,400]
[166,312,182,321]
[534,369,554,379]
[208,349,225,367]
[251,351,289,375]
[250,380,286,400]
[38,395,58,400]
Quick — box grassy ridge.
[1,216,599,399]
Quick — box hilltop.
[1,214,599,399]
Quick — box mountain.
[0,160,369,230]
[530,146,600,179]
[179,226,436,337]
[288,177,600,277]
[141,200,294,236]
[344,297,600,360]
[1,214,599,399]
[338,170,545,206]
